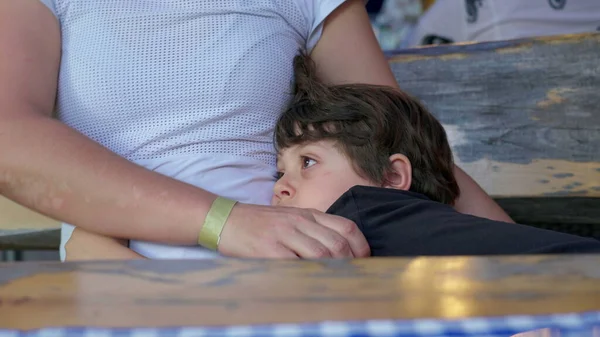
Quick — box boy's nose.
[273,178,295,203]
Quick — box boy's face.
[273,140,377,212]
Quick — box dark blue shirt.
[327,186,600,256]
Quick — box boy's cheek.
[281,192,331,212]
[308,191,344,213]
[269,182,344,211]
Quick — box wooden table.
[1,255,599,331]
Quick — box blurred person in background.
[409,0,600,46]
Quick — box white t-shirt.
[408,0,600,46]
[37,0,349,260]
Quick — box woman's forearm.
[1,1,215,247]
[0,114,216,244]
[452,165,514,223]
[65,228,146,261]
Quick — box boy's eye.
[302,157,316,169]
[275,171,284,180]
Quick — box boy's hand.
[218,203,370,259]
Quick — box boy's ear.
[384,154,412,191]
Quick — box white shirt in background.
[409,0,600,46]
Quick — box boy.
[272,53,600,256]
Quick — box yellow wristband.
[197,196,237,251]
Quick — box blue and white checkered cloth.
[3,311,600,337]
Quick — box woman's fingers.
[262,242,300,259]
[311,211,371,258]
[218,203,370,259]
[293,218,353,258]
[281,226,335,259]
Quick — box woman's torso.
[43,0,329,259]
[54,0,309,163]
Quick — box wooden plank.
[1,256,599,330]
[0,196,60,250]
[388,32,600,198]
[0,229,59,250]
[0,197,59,231]
[496,197,600,226]
[495,197,600,239]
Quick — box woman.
[0,0,512,261]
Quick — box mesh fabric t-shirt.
[37,0,350,260]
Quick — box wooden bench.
[388,32,600,237]
[1,32,599,251]
[0,198,59,250]
[1,256,599,332]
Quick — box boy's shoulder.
[328,185,453,210]
[345,185,441,203]
[328,185,600,257]
[325,185,457,231]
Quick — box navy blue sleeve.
[326,186,600,256]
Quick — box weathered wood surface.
[496,197,600,227]
[1,256,600,330]
[388,32,600,199]
[2,33,599,251]
[0,197,59,250]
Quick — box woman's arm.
[0,0,216,246]
[66,227,139,260]
[65,228,145,261]
[452,166,514,223]
[311,0,514,223]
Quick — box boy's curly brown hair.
[274,53,459,204]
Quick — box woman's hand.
[218,203,370,259]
